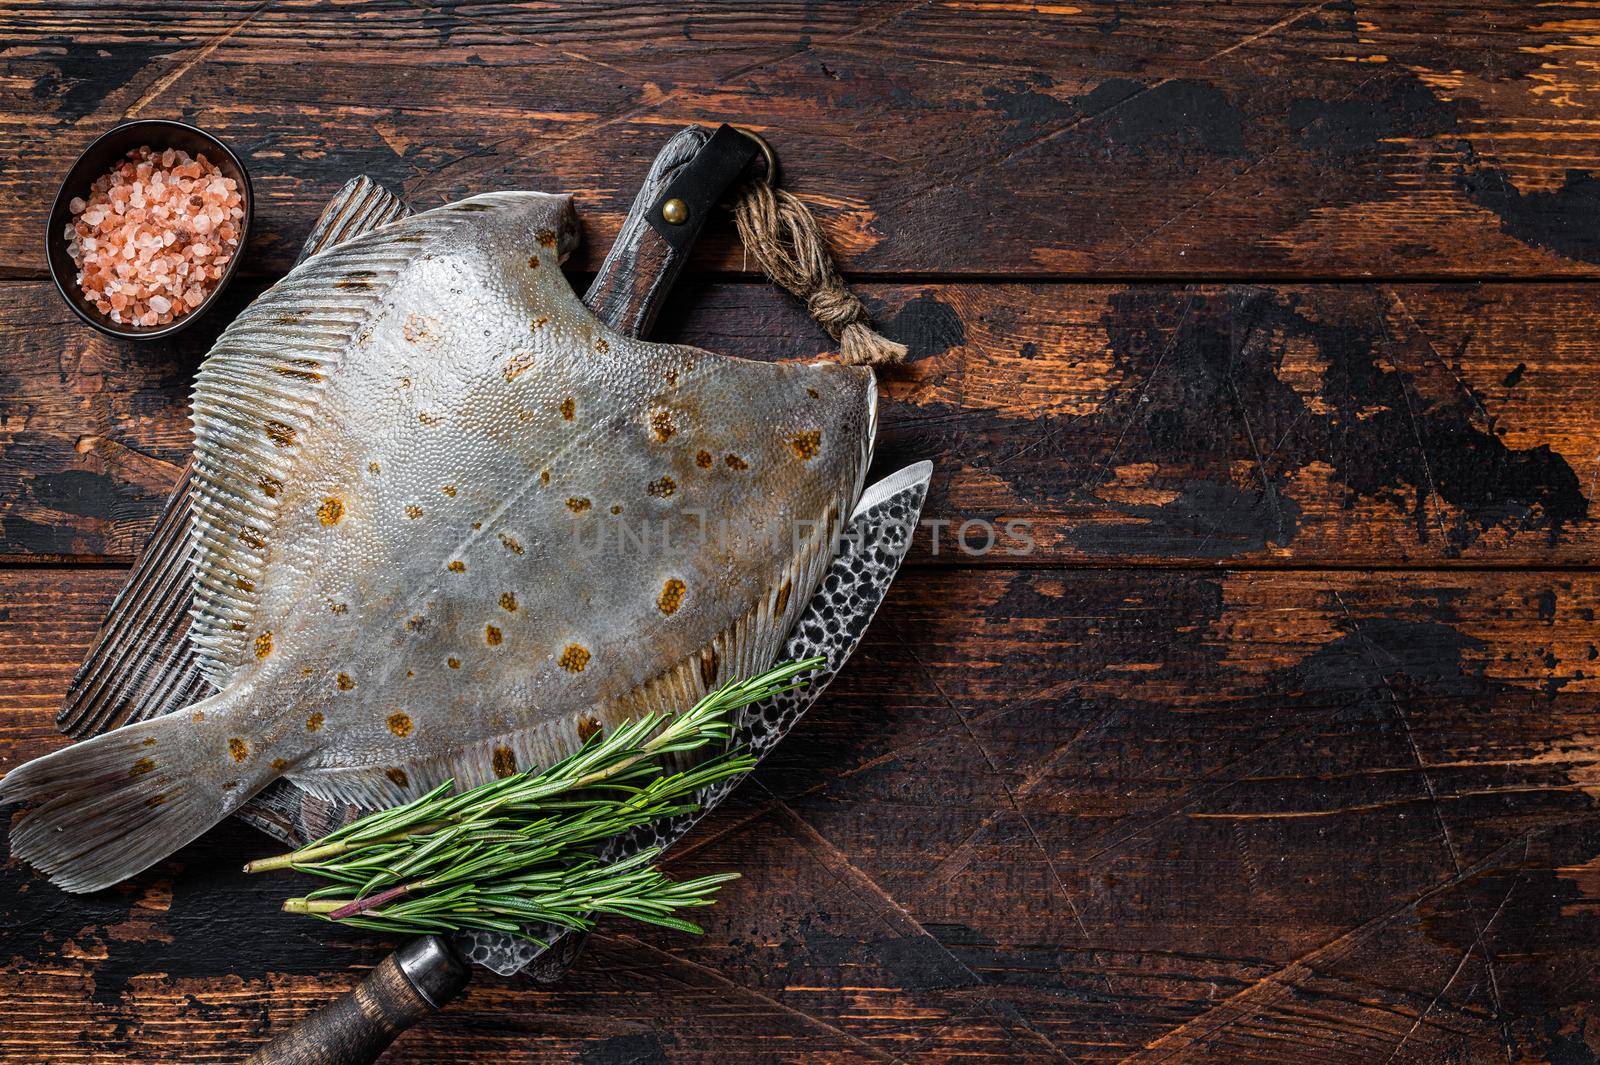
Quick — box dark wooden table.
[5,3,1600,1061]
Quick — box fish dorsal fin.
[299,176,413,261]
[186,195,536,687]
[57,178,413,738]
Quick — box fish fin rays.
[59,178,415,737]
[187,192,573,688]
[187,236,419,686]
[300,176,413,261]
[2,691,276,894]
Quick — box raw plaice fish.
[2,191,875,893]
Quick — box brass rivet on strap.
[661,198,689,225]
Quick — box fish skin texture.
[1,191,874,893]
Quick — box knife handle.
[246,936,469,1065]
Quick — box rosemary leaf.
[259,657,820,941]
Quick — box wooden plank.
[2,280,1596,566]
[5,2,1600,278]
[2,565,1598,1061]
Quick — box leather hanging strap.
[648,124,908,368]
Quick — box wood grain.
[3,565,1598,1062]
[7,2,1600,1061]
[5,2,1600,278]
[3,280,1595,566]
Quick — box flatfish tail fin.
[3,690,279,894]
[56,178,414,740]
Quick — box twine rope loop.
[733,180,907,367]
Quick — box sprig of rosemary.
[248,657,821,941]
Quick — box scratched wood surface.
[7,1,1600,279]
[4,2,1600,1063]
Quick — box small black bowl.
[47,120,253,340]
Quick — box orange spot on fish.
[807,387,820,399]
[492,746,518,778]
[787,429,822,461]
[504,350,536,381]
[578,716,602,743]
[258,475,282,498]
[402,314,434,342]
[725,454,748,470]
[500,592,518,612]
[241,528,266,549]
[775,578,792,617]
[540,469,551,485]
[647,476,676,498]
[236,576,255,592]
[567,497,591,513]
[441,485,456,497]
[229,737,249,763]
[610,504,623,515]
[270,758,289,772]
[386,767,409,788]
[264,421,296,447]
[595,337,609,354]
[527,255,540,269]
[368,461,381,474]
[418,412,440,426]
[406,504,423,519]
[447,560,466,573]
[485,624,503,646]
[536,227,558,248]
[658,578,687,615]
[559,644,590,672]
[651,409,676,441]
[387,712,414,738]
[559,397,575,420]
[331,602,348,614]
[699,647,719,688]
[695,450,712,468]
[306,712,324,732]
[336,672,355,691]
[130,757,155,778]
[447,657,461,669]
[499,533,524,555]
[317,497,344,526]
[254,631,273,659]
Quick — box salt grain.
[67,145,243,328]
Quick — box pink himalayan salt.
[66,145,244,328]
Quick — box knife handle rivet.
[661,198,689,225]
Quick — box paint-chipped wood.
[2,281,1596,566]
[6,2,1600,278]
[3,566,1599,1061]
[8,2,1600,1061]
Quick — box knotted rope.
[734,181,907,366]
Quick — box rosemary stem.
[263,657,822,940]
[328,881,423,920]
[244,820,453,873]
[282,898,345,915]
